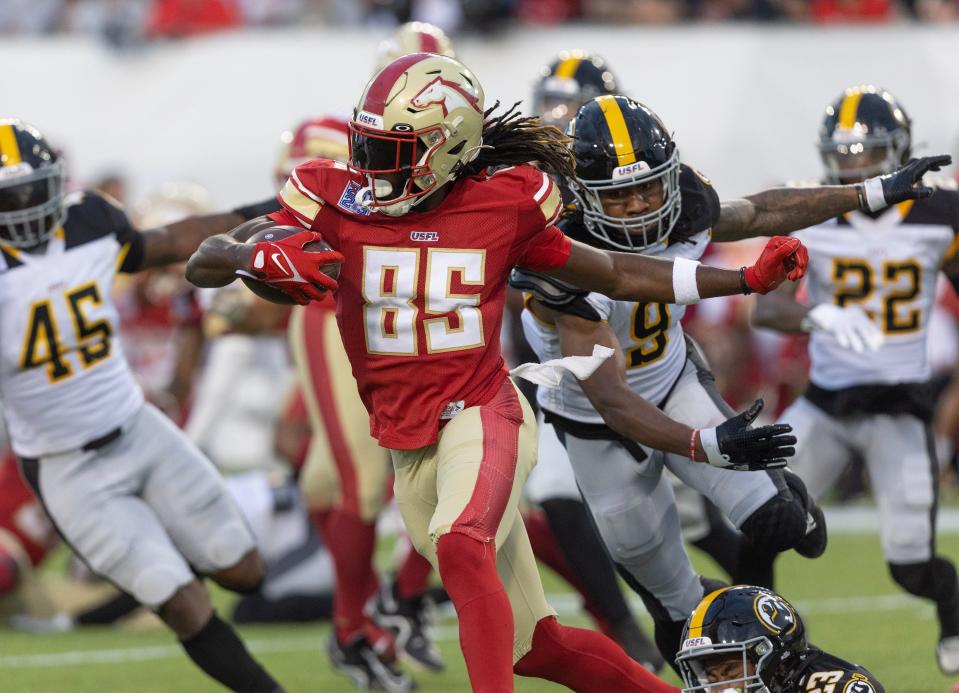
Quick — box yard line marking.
[0,592,932,669]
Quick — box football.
[240,226,340,305]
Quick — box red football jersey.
[270,160,569,449]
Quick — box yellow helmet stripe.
[687,587,730,639]
[838,89,864,129]
[554,56,582,79]
[597,95,636,167]
[0,124,22,167]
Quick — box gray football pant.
[562,352,778,621]
[780,396,937,563]
[22,403,255,608]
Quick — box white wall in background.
[3,24,958,209]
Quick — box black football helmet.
[567,95,681,252]
[676,586,807,693]
[0,119,65,248]
[818,85,911,184]
[532,50,619,130]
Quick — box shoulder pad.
[63,190,131,249]
[509,268,602,321]
[671,164,720,244]
[509,268,585,306]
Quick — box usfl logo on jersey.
[337,181,372,216]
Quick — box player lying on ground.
[513,93,947,668]
[186,53,807,693]
[0,118,287,692]
[676,585,883,693]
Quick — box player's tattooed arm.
[531,299,704,458]
[184,217,269,287]
[714,155,953,242]
[712,186,859,242]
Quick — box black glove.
[858,154,953,212]
[698,399,796,471]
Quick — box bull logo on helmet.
[410,77,481,117]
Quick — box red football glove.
[743,236,809,294]
[243,230,344,304]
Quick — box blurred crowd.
[1,0,958,41]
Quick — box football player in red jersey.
[186,53,928,692]
[279,116,441,687]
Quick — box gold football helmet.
[375,22,455,71]
[350,53,485,217]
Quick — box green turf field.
[1,531,956,693]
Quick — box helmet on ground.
[349,52,484,217]
[818,85,911,184]
[0,119,66,248]
[567,95,681,251]
[676,586,808,693]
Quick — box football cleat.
[609,618,665,673]
[938,635,959,675]
[326,634,415,692]
[369,581,445,672]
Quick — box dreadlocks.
[462,101,577,181]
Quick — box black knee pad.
[889,558,958,602]
[740,489,807,555]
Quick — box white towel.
[509,345,615,388]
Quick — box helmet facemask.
[676,637,775,693]
[819,127,910,185]
[570,147,681,252]
[0,159,66,248]
[349,120,453,217]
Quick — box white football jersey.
[0,192,146,457]
[795,192,959,389]
[522,229,711,423]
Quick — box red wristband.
[690,429,699,462]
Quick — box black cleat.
[369,582,445,672]
[609,617,665,673]
[326,634,415,691]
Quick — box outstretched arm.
[751,278,808,333]
[752,277,884,353]
[712,154,953,242]
[532,300,794,469]
[547,235,807,304]
[713,187,857,242]
[137,198,279,270]
[185,217,271,287]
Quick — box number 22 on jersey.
[362,247,485,356]
[19,280,112,383]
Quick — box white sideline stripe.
[0,593,930,670]
[825,506,959,534]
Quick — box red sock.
[324,508,379,643]
[515,617,679,693]
[395,542,433,599]
[436,532,514,692]
[310,509,332,539]
[523,511,610,632]
[0,553,18,595]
